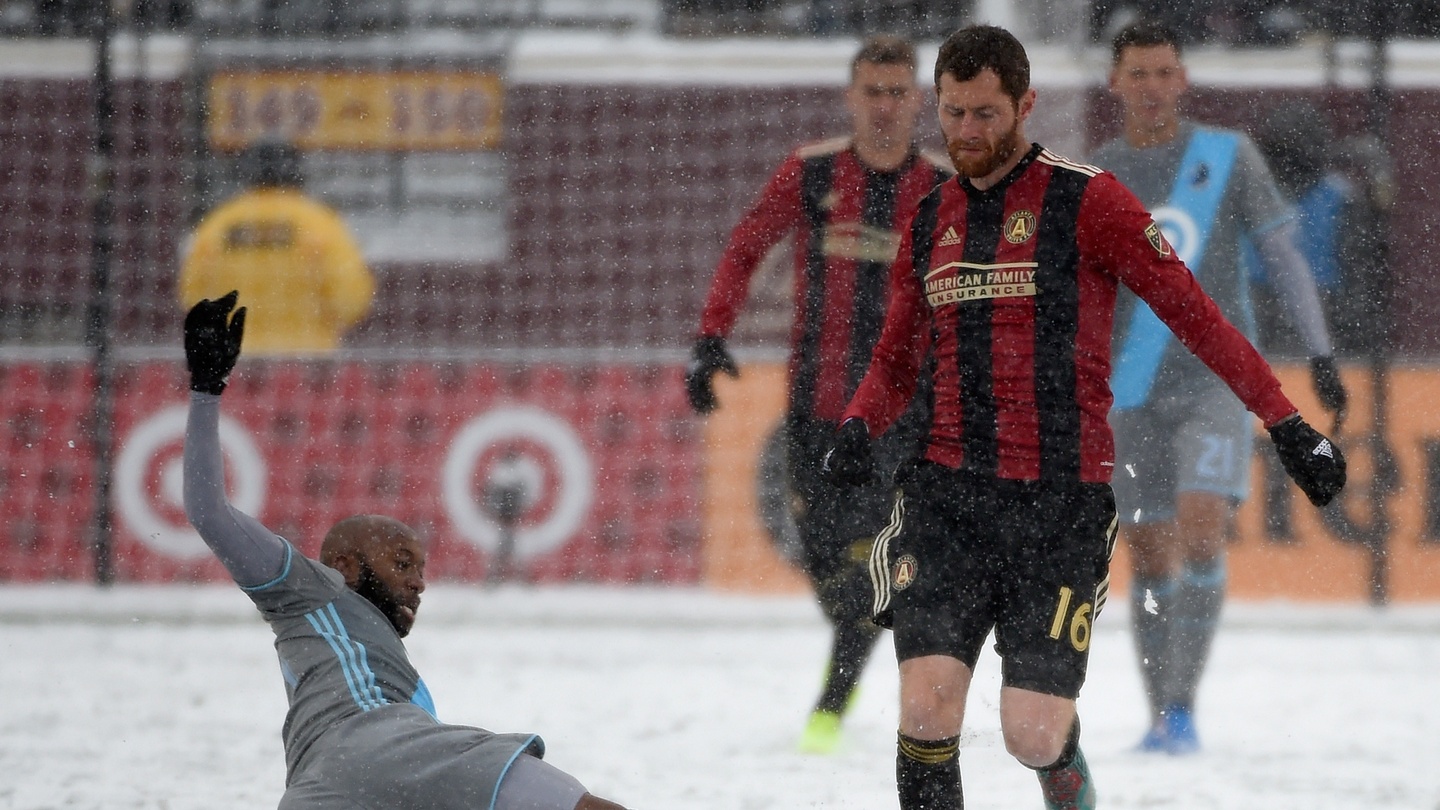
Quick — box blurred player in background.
[685,34,951,754]
[1092,20,1348,755]
[1252,99,1394,358]
[179,140,374,354]
[182,293,627,810]
[823,24,1344,810]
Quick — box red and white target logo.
[114,405,267,560]
[442,407,593,560]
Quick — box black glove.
[184,291,246,395]
[685,335,738,414]
[822,418,874,487]
[1268,415,1346,507]
[1310,356,1348,424]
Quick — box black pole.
[86,4,118,586]
[1308,0,1397,606]
[1362,0,1393,606]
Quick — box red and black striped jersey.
[698,137,951,422]
[844,145,1296,483]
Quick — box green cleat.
[1037,747,1097,810]
[796,710,844,754]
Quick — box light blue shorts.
[1110,386,1254,525]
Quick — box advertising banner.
[0,360,701,585]
[208,70,504,151]
[705,363,1440,602]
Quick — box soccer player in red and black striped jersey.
[823,26,1345,810]
[685,35,951,754]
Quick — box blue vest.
[1111,128,1241,410]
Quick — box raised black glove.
[1310,356,1348,424]
[685,335,738,414]
[184,291,246,395]
[822,418,874,487]
[1268,415,1346,507]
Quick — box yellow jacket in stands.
[180,188,374,354]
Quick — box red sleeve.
[697,153,804,337]
[842,217,931,437]
[1079,173,1297,427]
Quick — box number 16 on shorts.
[1049,586,1092,652]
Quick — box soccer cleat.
[796,710,844,754]
[1160,704,1199,755]
[1038,747,1097,810]
[1135,705,1200,755]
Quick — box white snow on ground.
[2,584,1439,810]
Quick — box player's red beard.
[946,120,1022,179]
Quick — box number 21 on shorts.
[1048,586,1092,652]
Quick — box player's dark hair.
[241,139,305,188]
[933,25,1030,103]
[1111,19,1183,65]
[851,34,916,79]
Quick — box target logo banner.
[113,405,267,561]
[2,360,702,584]
[442,407,594,561]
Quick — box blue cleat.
[1135,705,1200,755]
[1161,704,1199,755]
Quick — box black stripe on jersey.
[1032,167,1091,480]
[849,168,900,392]
[899,188,944,455]
[794,154,836,415]
[958,190,1005,475]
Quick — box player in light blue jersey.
[182,292,628,810]
[1091,21,1348,755]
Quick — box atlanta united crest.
[1144,221,1172,257]
[1004,210,1036,244]
[892,554,918,590]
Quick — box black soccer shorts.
[869,462,1117,698]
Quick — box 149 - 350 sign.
[208,70,504,151]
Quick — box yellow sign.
[208,71,504,151]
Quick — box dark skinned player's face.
[352,530,427,637]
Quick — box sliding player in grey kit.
[182,292,627,810]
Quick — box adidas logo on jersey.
[1312,439,1334,459]
[938,225,963,247]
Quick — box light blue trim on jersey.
[1112,128,1241,410]
[239,542,294,593]
[305,604,389,711]
[410,677,437,719]
[489,735,543,810]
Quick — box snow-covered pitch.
[2,584,1438,809]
